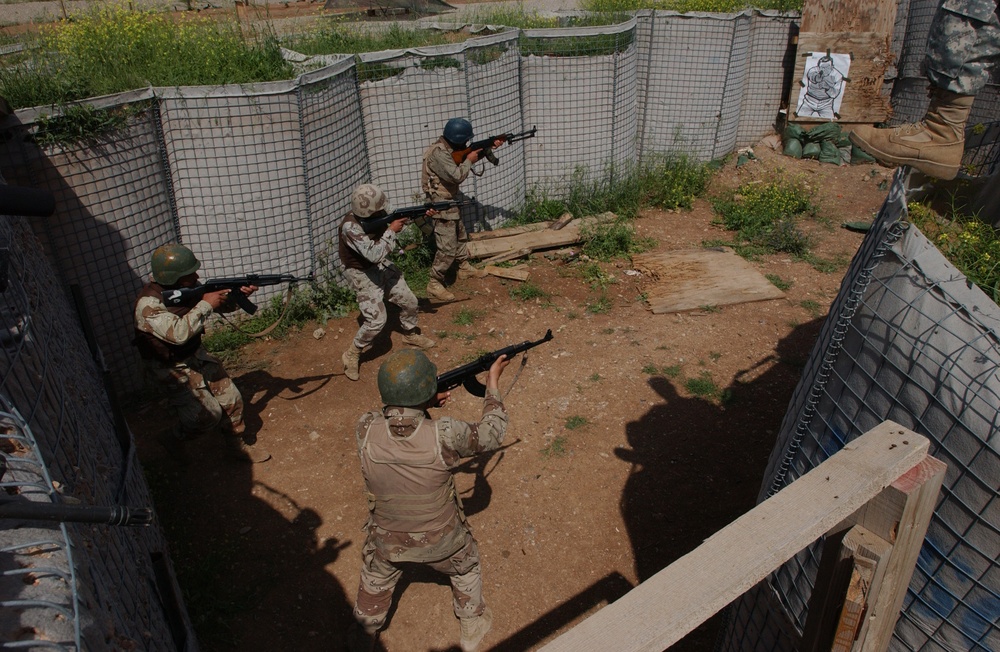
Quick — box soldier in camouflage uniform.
[349,349,510,652]
[851,0,1000,179]
[420,118,500,302]
[133,244,270,463]
[339,184,436,381]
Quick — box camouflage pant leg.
[424,528,485,620]
[430,216,470,282]
[345,266,419,347]
[145,349,244,440]
[353,529,403,632]
[926,0,1000,95]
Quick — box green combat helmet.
[151,244,200,286]
[377,349,438,407]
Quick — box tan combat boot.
[849,88,974,180]
[425,279,456,302]
[401,330,436,350]
[457,261,488,279]
[343,343,362,381]
[459,606,493,652]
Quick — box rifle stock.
[451,126,538,166]
[437,329,553,397]
[161,273,313,315]
[361,199,477,235]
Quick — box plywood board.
[791,32,894,123]
[632,248,785,313]
[800,0,898,33]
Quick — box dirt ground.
[124,141,893,652]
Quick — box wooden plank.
[485,265,529,281]
[853,457,946,652]
[538,422,932,652]
[790,32,894,124]
[468,221,554,241]
[467,221,585,259]
[549,212,574,230]
[843,527,893,652]
[800,0,898,34]
[833,557,875,652]
[632,249,785,313]
[483,248,531,265]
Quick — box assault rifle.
[451,126,538,166]
[361,199,478,235]
[161,273,313,315]
[0,499,153,527]
[437,329,553,397]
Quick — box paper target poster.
[795,52,850,120]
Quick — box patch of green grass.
[285,23,450,56]
[582,218,656,262]
[699,304,720,313]
[800,299,824,318]
[908,201,1000,302]
[509,282,548,301]
[642,363,658,374]
[540,435,569,458]
[565,415,589,430]
[765,273,792,291]
[711,178,815,258]
[586,294,614,314]
[589,373,601,381]
[684,371,720,398]
[580,262,617,290]
[661,364,681,378]
[2,5,292,110]
[453,307,482,326]
[391,226,434,296]
[709,351,722,361]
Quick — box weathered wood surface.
[632,248,784,313]
[485,265,530,281]
[539,422,935,652]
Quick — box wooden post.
[538,422,938,652]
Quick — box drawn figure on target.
[796,53,849,119]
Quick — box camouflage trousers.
[430,216,471,283]
[344,265,419,349]
[144,348,244,440]
[926,0,1000,95]
[353,521,485,633]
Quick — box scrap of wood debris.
[467,212,616,261]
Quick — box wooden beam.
[538,422,933,652]
[549,212,574,230]
[485,265,530,281]
[483,248,532,265]
[468,221,554,241]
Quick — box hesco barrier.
[0,214,196,650]
[720,170,1000,651]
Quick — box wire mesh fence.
[720,169,1000,652]
[0,214,195,650]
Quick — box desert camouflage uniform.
[926,0,1000,95]
[339,212,420,348]
[352,390,508,633]
[133,283,244,440]
[422,138,475,283]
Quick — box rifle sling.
[217,284,296,338]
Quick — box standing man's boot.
[426,278,456,302]
[457,261,488,279]
[401,329,436,350]
[849,88,974,180]
[459,606,493,652]
[343,343,362,381]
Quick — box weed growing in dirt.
[589,373,601,381]
[509,282,548,301]
[540,435,569,458]
[392,227,434,296]
[642,363,658,374]
[580,262,617,290]
[661,364,681,378]
[800,299,824,318]
[586,294,614,314]
[908,201,1000,301]
[565,416,589,430]
[2,4,291,110]
[286,23,450,56]
[582,218,656,262]
[711,177,815,257]
[684,371,720,398]
[766,273,793,291]
[453,308,481,326]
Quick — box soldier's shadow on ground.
[611,317,824,652]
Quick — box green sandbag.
[783,137,803,159]
[783,124,804,143]
[851,143,877,164]
[802,141,822,159]
[819,139,842,164]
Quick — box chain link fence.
[720,168,1000,652]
